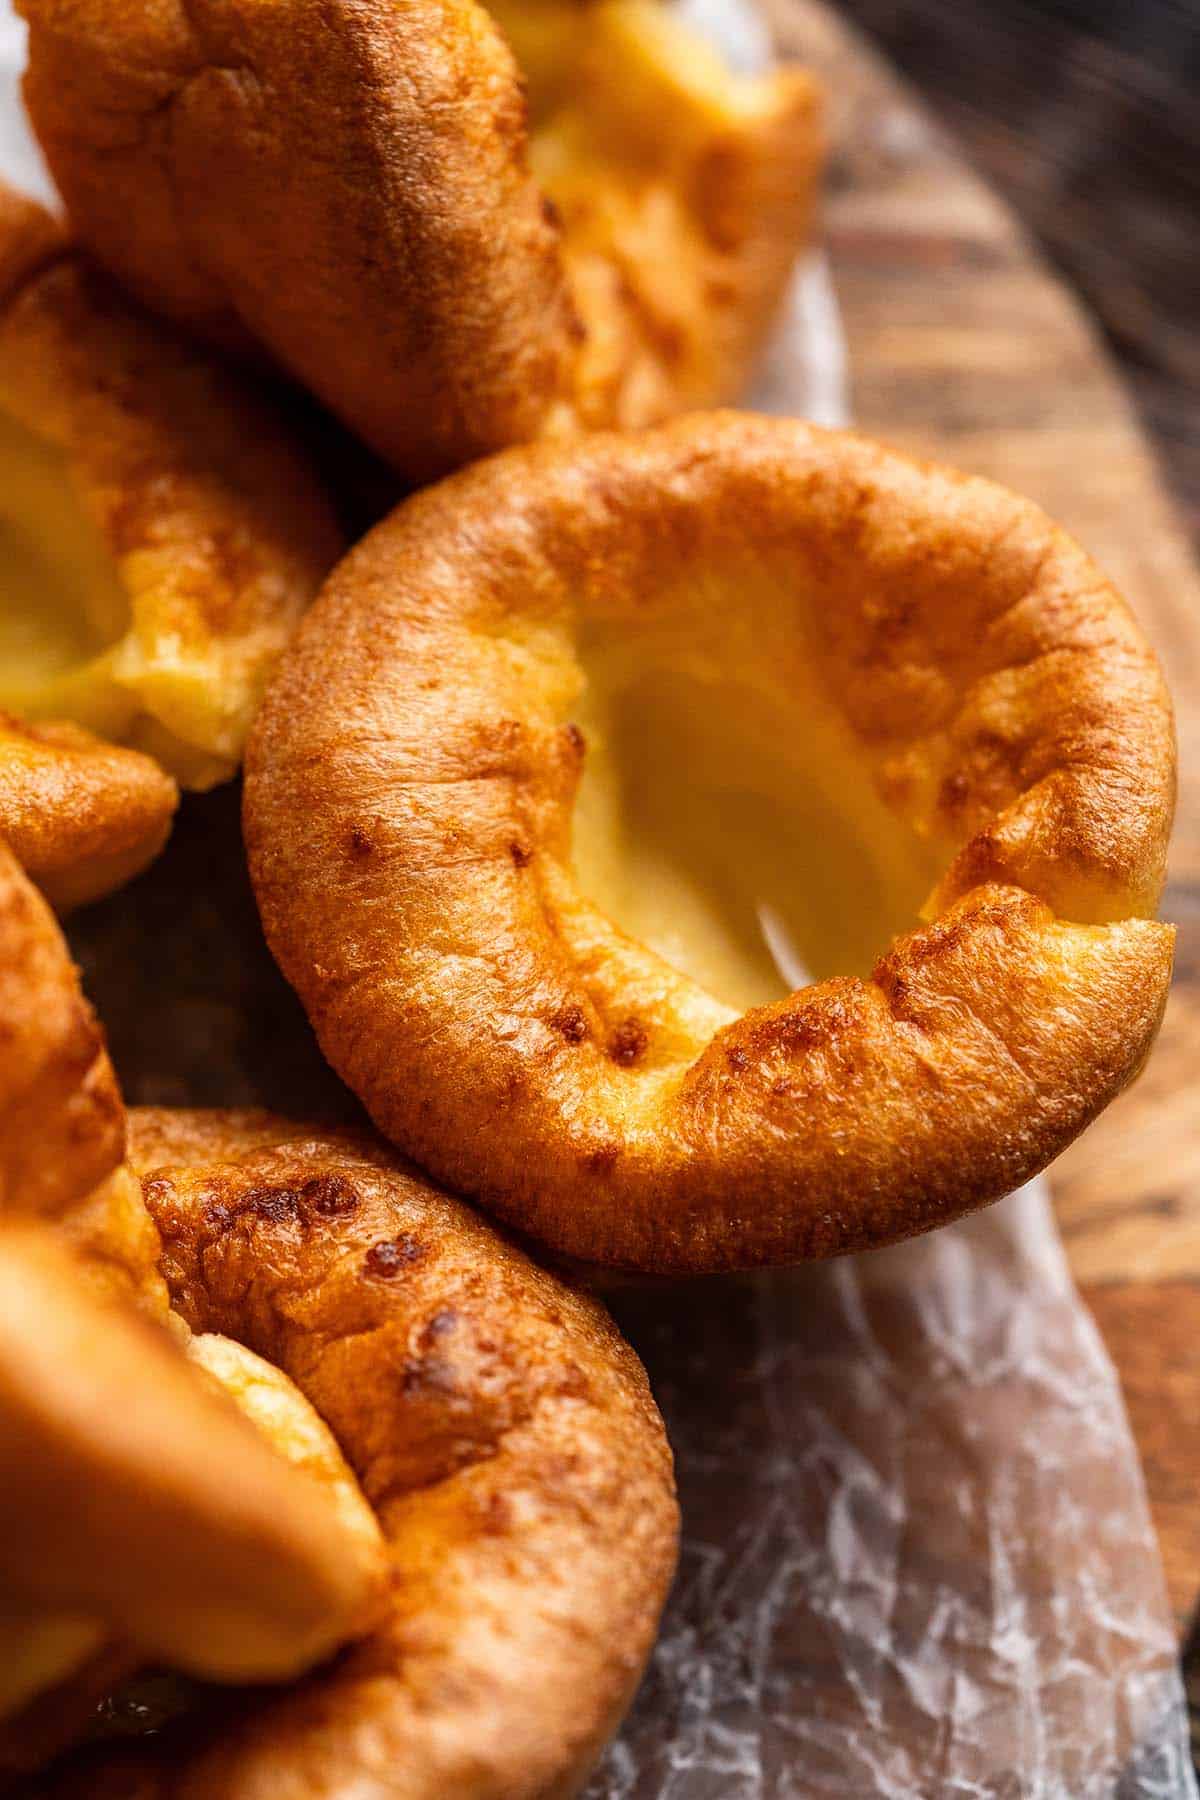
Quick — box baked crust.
[245,413,1177,1272]
[0,181,342,924]
[30,1107,680,1800]
[0,712,177,912]
[0,179,65,309]
[19,0,822,481]
[0,838,125,1225]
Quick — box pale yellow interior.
[571,624,940,1013]
[0,410,236,788]
[488,0,763,140]
[0,410,133,733]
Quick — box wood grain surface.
[837,0,1200,551]
[767,0,1200,1630]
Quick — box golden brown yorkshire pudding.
[27,1106,679,1800]
[245,413,1177,1274]
[0,841,386,1764]
[0,180,341,903]
[19,0,821,483]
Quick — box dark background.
[838,0,1200,547]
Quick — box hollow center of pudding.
[0,409,129,728]
[570,627,938,1012]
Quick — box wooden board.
[767,0,1200,1630]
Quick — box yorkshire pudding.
[28,1106,679,1799]
[0,839,386,1765]
[245,413,1176,1273]
[0,180,340,902]
[0,837,676,1791]
[19,0,821,482]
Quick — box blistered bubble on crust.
[244,414,1176,1272]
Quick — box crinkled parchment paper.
[589,1186,1196,1798]
[0,3,1193,1793]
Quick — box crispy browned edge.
[244,413,1176,1273]
[0,714,177,912]
[29,1106,679,1800]
[0,837,123,1216]
[18,0,820,481]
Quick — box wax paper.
[0,3,1194,1793]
